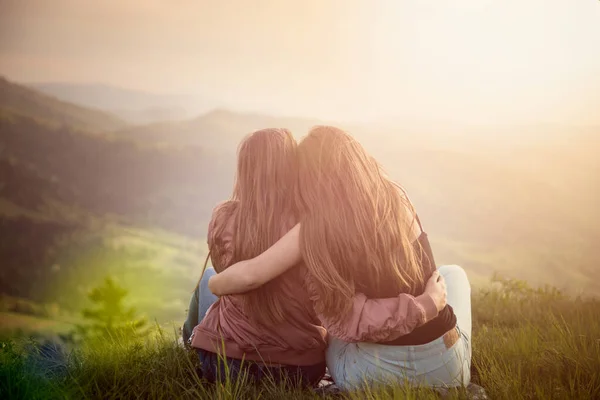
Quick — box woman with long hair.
[182,128,448,387]
[208,126,471,390]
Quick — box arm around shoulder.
[321,292,438,343]
[207,224,303,296]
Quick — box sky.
[1,0,599,124]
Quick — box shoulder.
[209,201,238,229]
[212,200,239,219]
[207,200,238,244]
[207,200,238,269]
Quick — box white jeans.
[327,265,472,390]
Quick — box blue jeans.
[326,265,472,390]
[182,267,218,345]
[183,267,326,387]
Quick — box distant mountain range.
[0,77,127,132]
[29,82,210,124]
[115,108,336,152]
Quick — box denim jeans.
[326,265,472,390]
[183,267,326,387]
[182,267,218,345]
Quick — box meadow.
[2,277,599,400]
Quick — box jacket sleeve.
[306,274,438,343]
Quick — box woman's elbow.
[207,275,222,296]
[207,272,261,296]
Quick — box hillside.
[0,77,127,132]
[0,111,232,317]
[0,112,232,235]
[30,82,207,124]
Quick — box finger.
[431,271,440,281]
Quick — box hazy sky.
[1,0,599,124]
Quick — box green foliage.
[472,277,600,399]
[67,277,149,344]
[0,340,64,400]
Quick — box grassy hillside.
[0,77,127,132]
[0,108,229,321]
[0,215,203,325]
[0,81,229,328]
[1,279,599,400]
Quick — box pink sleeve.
[306,274,438,343]
[320,292,439,343]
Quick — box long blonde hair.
[221,128,299,325]
[297,126,425,320]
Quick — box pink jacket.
[191,202,438,366]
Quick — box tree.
[69,277,149,343]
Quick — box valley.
[0,76,598,338]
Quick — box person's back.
[294,126,469,390]
[191,200,327,367]
[187,128,327,386]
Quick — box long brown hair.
[297,126,425,320]
[216,128,298,325]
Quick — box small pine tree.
[71,276,149,343]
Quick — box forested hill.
[0,112,232,236]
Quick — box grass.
[1,278,600,400]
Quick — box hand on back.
[425,271,447,312]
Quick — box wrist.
[415,293,439,322]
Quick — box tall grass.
[2,278,600,399]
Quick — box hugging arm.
[307,271,442,343]
[207,214,446,341]
[208,224,302,295]
[322,292,438,343]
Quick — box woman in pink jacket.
[208,126,471,390]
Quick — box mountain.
[29,83,208,124]
[0,112,232,236]
[0,111,233,315]
[0,77,126,132]
[115,108,334,151]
